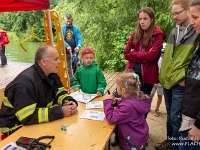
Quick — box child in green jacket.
[73,47,107,96]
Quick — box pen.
[107,90,110,95]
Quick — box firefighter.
[0,45,78,139]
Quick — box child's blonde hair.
[116,70,143,99]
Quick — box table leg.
[108,139,110,150]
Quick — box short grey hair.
[34,45,53,63]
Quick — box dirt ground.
[106,95,167,150]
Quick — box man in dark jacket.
[0,45,78,137]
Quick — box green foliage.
[104,26,133,71]
[69,0,173,71]
[7,32,20,41]
[0,0,174,72]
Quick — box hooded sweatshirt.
[73,61,107,95]
[103,95,152,150]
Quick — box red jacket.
[124,26,166,84]
[0,30,9,46]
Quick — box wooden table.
[0,96,115,150]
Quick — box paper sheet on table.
[86,101,103,109]
[70,90,97,103]
[80,110,105,121]
[1,142,26,150]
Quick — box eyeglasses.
[171,9,186,16]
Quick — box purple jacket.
[103,95,152,149]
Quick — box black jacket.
[182,44,200,129]
[0,63,77,133]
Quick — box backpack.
[0,30,9,45]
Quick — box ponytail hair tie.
[133,73,139,80]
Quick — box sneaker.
[110,136,120,147]
[154,109,159,117]
[154,140,170,150]
[110,139,120,147]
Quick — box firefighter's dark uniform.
[0,63,77,135]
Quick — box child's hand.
[114,97,121,101]
[96,92,102,97]
[112,98,117,106]
[75,88,80,91]
[106,94,114,100]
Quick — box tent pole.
[47,9,53,45]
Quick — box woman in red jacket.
[111,7,166,148]
[124,7,166,95]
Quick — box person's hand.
[75,88,80,91]
[154,84,158,87]
[179,79,185,87]
[67,47,72,53]
[62,100,77,117]
[188,125,200,142]
[114,97,121,101]
[74,47,79,52]
[96,92,102,97]
[106,94,114,100]
[109,94,118,106]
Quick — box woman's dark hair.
[133,7,156,48]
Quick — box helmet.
[161,43,166,53]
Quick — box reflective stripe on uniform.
[56,87,66,96]
[38,108,49,123]
[57,94,68,105]
[3,97,14,108]
[0,124,23,135]
[15,103,36,121]
[47,101,53,108]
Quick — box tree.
[55,0,173,71]
[0,0,174,72]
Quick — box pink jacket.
[124,26,166,84]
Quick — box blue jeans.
[180,130,200,150]
[135,72,154,95]
[164,84,184,150]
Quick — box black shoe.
[1,63,7,67]
[110,138,120,147]
[154,140,170,150]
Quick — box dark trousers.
[136,72,154,118]
[0,45,7,65]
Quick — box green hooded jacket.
[73,61,107,95]
[159,25,198,89]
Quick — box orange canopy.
[0,0,50,12]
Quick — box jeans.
[0,45,7,65]
[66,52,73,86]
[164,84,185,150]
[134,72,154,119]
[135,72,154,95]
[179,130,200,150]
